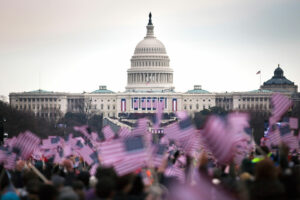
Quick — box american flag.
[113,158,145,176]
[99,135,148,167]
[164,113,195,141]
[164,165,185,183]
[147,98,151,109]
[42,136,61,149]
[152,98,157,109]
[269,93,292,125]
[54,146,64,164]
[153,101,163,129]
[102,125,115,141]
[202,115,236,164]
[134,99,139,109]
[4,151,17,170]
[13,131,41,160]
[151,144,168,167]
[227,112,250,135]
[280,124,299,150]
[267,124,281,146]
[289,117,299,130]
[131,118,148,136]
[77,145,95,165]
[118,127,131,138]
[141,98,146,109]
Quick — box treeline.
[0,102,103,139]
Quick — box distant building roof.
[26,89,53,93]
[248,89,273,93]
[263,65,295,86]
[91,86,115,94]
[186,85,210,94]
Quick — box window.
[190,105,192,110]
[107,105,110,110]
[16,105,18,109]
[101,104,103,109]
[203,105,206,109]
[196,104,199,109]
[184,105,187,110]
[113,105,115,110]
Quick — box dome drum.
[126,13,174,92]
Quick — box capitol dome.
[126,13,174,92]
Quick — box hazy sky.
[1,0,300,98]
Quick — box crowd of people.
[1,143,300,200]
[1,93,299,200]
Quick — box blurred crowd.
[1,143,300,200]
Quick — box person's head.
[51,175,65,191]
[62,159,74,173]
[77,171,90,189]
[26,179,41,200]
[72,181,85,200]
[95,166,117,181]
[255,158,278,181]
[116,173,135,194]
[95,176,115,199]
[38,184,59,200]
[58,186,79,200]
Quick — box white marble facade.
[9,14,297,120]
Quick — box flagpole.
[260,72,262,89]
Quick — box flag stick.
[28,162,49,183]
[260,72,262,89]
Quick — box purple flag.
[269,93,292,125]
[102,126,115,141]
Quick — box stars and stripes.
[99,135,148,167]
[289,117,298,129]
[13,131,41,160]
[202,115,237,164]
[102,125,115,141]
[121,98,126,112]
[172,98,177,112]
[134,98,139,110]
[269,93,292,125]
[118,127,131,138]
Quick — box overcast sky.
[0,0,299,97]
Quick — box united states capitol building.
[9,14,298,121]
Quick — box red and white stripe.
[289,117,298,129]
[121,99,126,112]
[172,99,177,112]
[102,126,115,141]
[269,93,292,125]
